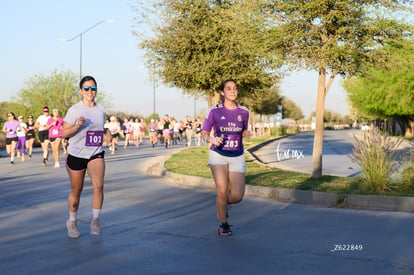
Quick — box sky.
[1,0,349,121]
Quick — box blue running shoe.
[218,222,232,236]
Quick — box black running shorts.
[66,151,105,171]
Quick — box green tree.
[247,87,280,116]
[280,97,304,120]
[0,101,27,124]
[324,109,344,123]
[310,109,350,123]
[133,0,283,109]
[14,70,110,117]
[267,0,412,178]
[343,39,414,136]
[243,86,281,128]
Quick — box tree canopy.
[13,70,110,118]
[281,97,304,120]
[344,38,414,118]
[133,0,283,107]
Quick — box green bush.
[400,142,414,192]
[269,126,299,136]
[270,127,285,136]
[0,132,5,149]
[351,126,402,193]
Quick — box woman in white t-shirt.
[16,116,28,161]
[62,75,106,239]
[107,116,121,154]
[35,106,51,166]
[133,117,142,148]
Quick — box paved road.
[251,129,412,177]
[1,140,414,274]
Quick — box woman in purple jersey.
[3,112,19,164]
[201,79,250,236]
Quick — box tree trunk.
[405,116,414,137]
[311,69,336,178]
[208,92,221,108]
[251,111,256,137]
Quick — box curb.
[158,170,414,212]
[147,144,414,213]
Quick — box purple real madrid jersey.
[202,103,249,157]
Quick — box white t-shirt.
[108,121,121,135]
[17,122,27,137]
[36,115,50,131]
[64,102,106,159]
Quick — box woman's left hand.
[242,130,251,139]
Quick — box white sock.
[92,208,101,219]
[69,211,77,221]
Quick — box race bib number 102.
[85,131,104,146]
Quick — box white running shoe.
[90,218,101,236]
[66,220,80,238]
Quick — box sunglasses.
[83,86,97,92]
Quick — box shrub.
[269,125,299,136]
[399,141,414,192]
[0,132,5,149]
[351,125,402,192]
[270,126,285,136]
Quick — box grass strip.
[165,137,414,196]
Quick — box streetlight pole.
[58,19,114,79]
[153,62,156,115]
[194,96,196,119]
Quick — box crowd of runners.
[105,114,204,153]
[2,108,203,165]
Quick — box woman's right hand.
[77,116,86,127]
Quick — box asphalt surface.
[250,129,412,178]
[1,136,414,274]
[250,129,362,177]
[245,129,414,212]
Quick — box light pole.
[153,62,156,115]
[58,19,114,79]
[193,95,197,119]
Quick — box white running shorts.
[208,150,246,173]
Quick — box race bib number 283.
[222,135,241,151]
[85,131,104,146]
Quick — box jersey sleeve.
[244,109,250,131]
[64,106,78,125]
[202,108,214,132]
